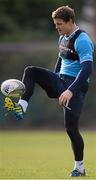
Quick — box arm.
[68,61,93,93]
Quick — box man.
[5,6,94,177]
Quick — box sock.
[18,99,28,112]
[74,161,85,173]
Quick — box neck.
[66,24,78,36]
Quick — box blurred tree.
[0,0,84,33]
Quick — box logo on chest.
[59,41,74,56]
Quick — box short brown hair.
[52,6,75,23]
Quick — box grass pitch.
[0,130,96,179]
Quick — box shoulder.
[74,31,94,63]
[76,31,93,46]
[75,31,94,51]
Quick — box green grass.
[0,130,96,179]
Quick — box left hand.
[59,89,73,106]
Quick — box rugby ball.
[1,79,25,98]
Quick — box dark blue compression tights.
[21,66,85,161]
[65,110,84,161]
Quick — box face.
[53,18,73,36]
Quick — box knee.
[66,128,74,135]
[24,66,36,75]
[66,128,79,140]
